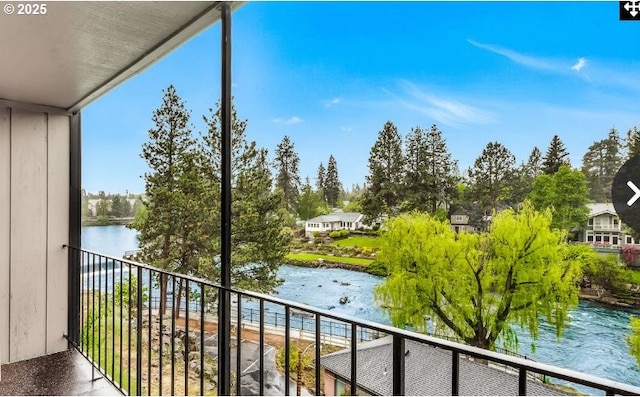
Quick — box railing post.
[136,266,143,396]
[519,368,527,395]
[392,335,405,395]
[218,2,233,395]
[452,351,459,396]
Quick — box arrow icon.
[627,181,640,206]
[625,2,639,17]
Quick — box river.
[82,225,640,392]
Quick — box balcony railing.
[65,246,640,396]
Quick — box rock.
[339,296,350,305]
[340,282,351,286]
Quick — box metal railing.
[65,246,640,396]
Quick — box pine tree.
[316,162,326,203]
[468,141,515,213]
[274,135,301,214]
[582,127,624,202]
[510,147,544,205]
[135,85,196,315]
[525,146,543,177]
[198,101,290,293]
[627,126,640,159]
[362,121,405,222]
[403,125,458,213]
[324,155,342,208]
[297,177,325,220]
[542,135,570,175]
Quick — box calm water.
[82,225,640,392]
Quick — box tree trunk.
[175,279,184,319]
[159,273,168,317]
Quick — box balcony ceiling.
[0,1,240,112]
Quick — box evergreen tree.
[134,85,196,315]
[542,135,570,174]
[274,135,301,214]
[403,125,458,213]
[362,121,405,222]
[324,155,342,208]
[316,162,326,203]
[468,141,515,214]
[198,101,290,293]
[110,194,124,217]
[510,147,544,205]
[96,191,109,216]
[582,127,624,202]
[627,126,640,159]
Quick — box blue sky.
[83,1,640,194]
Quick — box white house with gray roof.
[577,203,639,248]
[321,336,567,396]
[305,209,366,237]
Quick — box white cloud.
[571,57,587,72]
[324,98,341,107]
[467,39,557,71]
[395,81,496,127]
[273,116,302,125]
[340,126,353,132]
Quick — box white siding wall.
[0,107,70,364]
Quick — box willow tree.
[375,201,590,351]
[629,316,640,369]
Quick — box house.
[450,209,475,234]
[305,209,366,237]
[321,336,566,396]
[577,203,638,248]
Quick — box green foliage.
[332,236,381,249]
[403,125,458,213]
[467,141,515,213]
[276,346,312,373]
[628,316,640,369]
[542,135,570,175]
[583,254,626,293]
[324,155,342,208]
[297,177,326,220]
[582,127,624,202]
[528,165,590,233]
[627,126,640,160]
[375,201,583,351]
[343,194,364,213]
[274,135,301,213]
[328,230,350,239]
[363,121,405,222]
[113,275,149,317]
[366,261,389,276]
[95,215,110,226]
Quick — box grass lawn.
[331,236,381,249]
[286,252,374,266]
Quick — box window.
[587,235,594,242]
[455,215,464,222]
[588,218,593,226]
[595,235,602,242]
[627,236,634,244]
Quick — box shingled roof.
[321,336,568,396]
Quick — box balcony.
[54,246,640,396]
[589,224,621,232]
[2,2,640,396]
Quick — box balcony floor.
[0,349,122,396]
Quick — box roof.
[321,336,567,396]
[307,211,363,224]
[587,203,617,217]
[0,2,242,112]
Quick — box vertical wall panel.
[0,107,10,364]
[46,115,69,354]
[9,109,47,361]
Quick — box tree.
[528,165,590,234]
[404,125,458,213]
[375,201,587,351]
[134,85,196,315]
[542,135,570,174]
[362,121,404,222]
[316,162,326,203]
[467,141,515,213]
[510,147,544,206]
[296,177,327,220]
[110,194,124,218]
[582,128,624,202]
[324,155,342,208]
[96,191,110,216]
[627,126,640,159]
[274,135,301,214]
[198,100,290,293]
[628,316,640,369]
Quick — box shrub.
[312,231,320,238]
[329,231,341,239]
[621,244,640,267]
[340,229,350,237]
[372,224,380,232]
